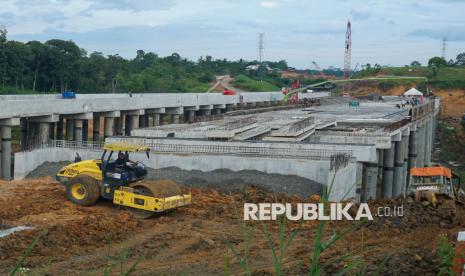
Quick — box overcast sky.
[1,0,465,69]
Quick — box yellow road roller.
[56,143,191,218]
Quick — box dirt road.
[1,177,464,275]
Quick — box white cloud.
[260,1,278,8]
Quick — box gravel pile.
[26,162,323,197]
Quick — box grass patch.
[233,74,280,91]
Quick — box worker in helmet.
[116,152,126,167]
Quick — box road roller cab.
[56,142,191,218]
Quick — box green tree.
[428,56,447,78]
[428,56,447,68]
[410,60,421,67]
[456,52,465,66]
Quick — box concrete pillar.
[425,117,433,166]
[187,110,195,123]
[1,126,11,180]
[56,118,63,140]
[382,142,395,198]
[226,105,233,112]
[20,119,28,151]
[49,123,56,141]
[74,119,83,143]
[408,128,418,173]
[104,117,115,138]
[364,163,378,200]
[115,115,123,136]
[66,119,74,141]
[417,125,425,168]
[171,114,180,124]
[203,109,211,117]
[139,114,149,128]
[376,149,384,199]
[93,116,100,142]
[38,122,50,144]
[401,133,410,195]
[214,108,222,116]
[82,120,89,141]
[127,115,139,135]
[154,114,161,126]
[393,141,404,197]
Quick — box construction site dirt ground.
[1,177,464,275]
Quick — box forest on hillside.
[0,26,297,94]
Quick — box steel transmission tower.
[344,21,352,79]
[258,33,264,64]
[442,37,447,59]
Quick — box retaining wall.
[14,147,358,201]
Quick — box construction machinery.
[408,166,464,216]
[56,143,191,218]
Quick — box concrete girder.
[101,111,121,118]
[28,114,60,123]
[390,131,402,142]
[199,105,213,110]
[183,106,199,111]
[146,108,166,114]
[165,107,184,115]
[64,113,93,120]
[0,117,20,126]
[124,110,145,116]
[213,104,226,109]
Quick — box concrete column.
[203,109,211,117]
[82,120,89,141]
[408,128,418,174]
[93,116,100,142]
[417,125,425,168]
[56,118,63,140]
[1,126,11,180]
[214,108,222,116]
[66,119,74,141]
[38,122,50,144]
[127,115,139,135]
[226,105,233,112]
[402,133,410,195]
[382,142,395,198]
[376,149,384,199]
[139,115,144,128]
[188,110,195,123]
[20,119,28,150]
[154,114,161,126]
[393,141,404,197]
[49,123,56,141]
[115,115,124,136]
[139,114,149,128]
[364,163,378,200]
[74,119,83,143]
[170,114,180,124]
[425,117,433,166]
[104,117,115,138]
[144,114,150,127]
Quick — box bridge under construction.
[11,92,438,202]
